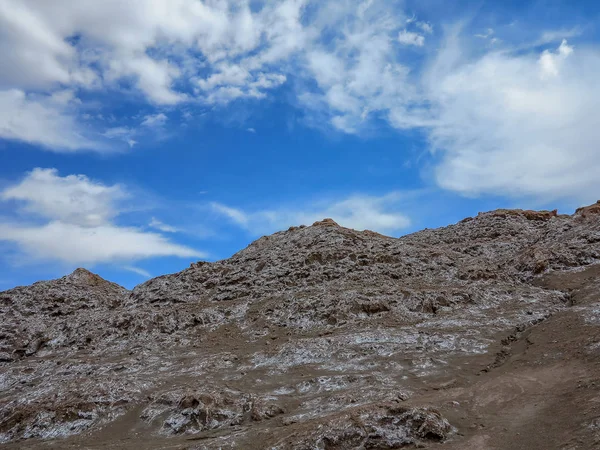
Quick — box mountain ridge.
[5,201,596,294]
[1,202,600,449]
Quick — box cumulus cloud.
[1,1,597,206]
[0,1,418,147]
[211,193,411,235]
[539,39,573,77]
[2,168,124,227]
[0,0,307,104]
[0,0,305,150]
[0,168,202,266]
[106,56,185,105]
[299,2,419,133]
[424,37,600,203]
[297,14,600,204]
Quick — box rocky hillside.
[1,202,600,449]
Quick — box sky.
[1,0,599,289]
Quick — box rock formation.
[1,203,600,449]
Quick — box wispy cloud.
[538,27,583,45]
[149,217,179,233]
[102,113,170,148]
[211,193,412,235]
[475,28,495,39]
[210,202,249,227]
[141,113,168,128]
[123,266,152,278]
[417,22,433,34]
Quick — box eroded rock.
[1,202,599,449]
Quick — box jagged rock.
[575,200,600,218]
[1,202,600,449]
[284,404,454,449]
[487,208,560,221]
[312,218,340,227]
[141,387,283,435]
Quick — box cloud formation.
[211,193,411,235]
[398,30,425,46]
[0,1,597,205]
[0,169,202,265]
[0,0,304,150]
[0,89,103,151]
[0,0,420,147]
[426,38,600,203]
[149,217,179,233]
[2,168,125,227]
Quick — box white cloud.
[538,27,582,46]
[102,126,137,148]
[298,2,418,133]
[0,89,103,151]
[149,217,179,233]
[0,221,200,265]
[398,30,425,46]
[211,202,249,227]
[539,39,573,77]
[1,1,597,207]
[0,1,416,149]
[201,72,287,104]
[0,0,427,150]
[1,168,124,227]
[0,0,304,150]
[141,113,168,128]
[0,0,303,104]
[0,168,202,265]
[424,37,600,202]
[102,127,132,139]
[123,266,152,278]
[0,1,76,89]
[107,56,186,105]
[211,193,411,235]
[297,16,600,205]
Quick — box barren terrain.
[1,202,600,449]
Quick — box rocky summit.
[1,203,600,449]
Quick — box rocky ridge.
[0,202,600,449]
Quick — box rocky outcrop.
[575,200,600,218]
[1,202,600,449]
[0,268,128,361]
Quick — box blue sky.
[1,0,599,289]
